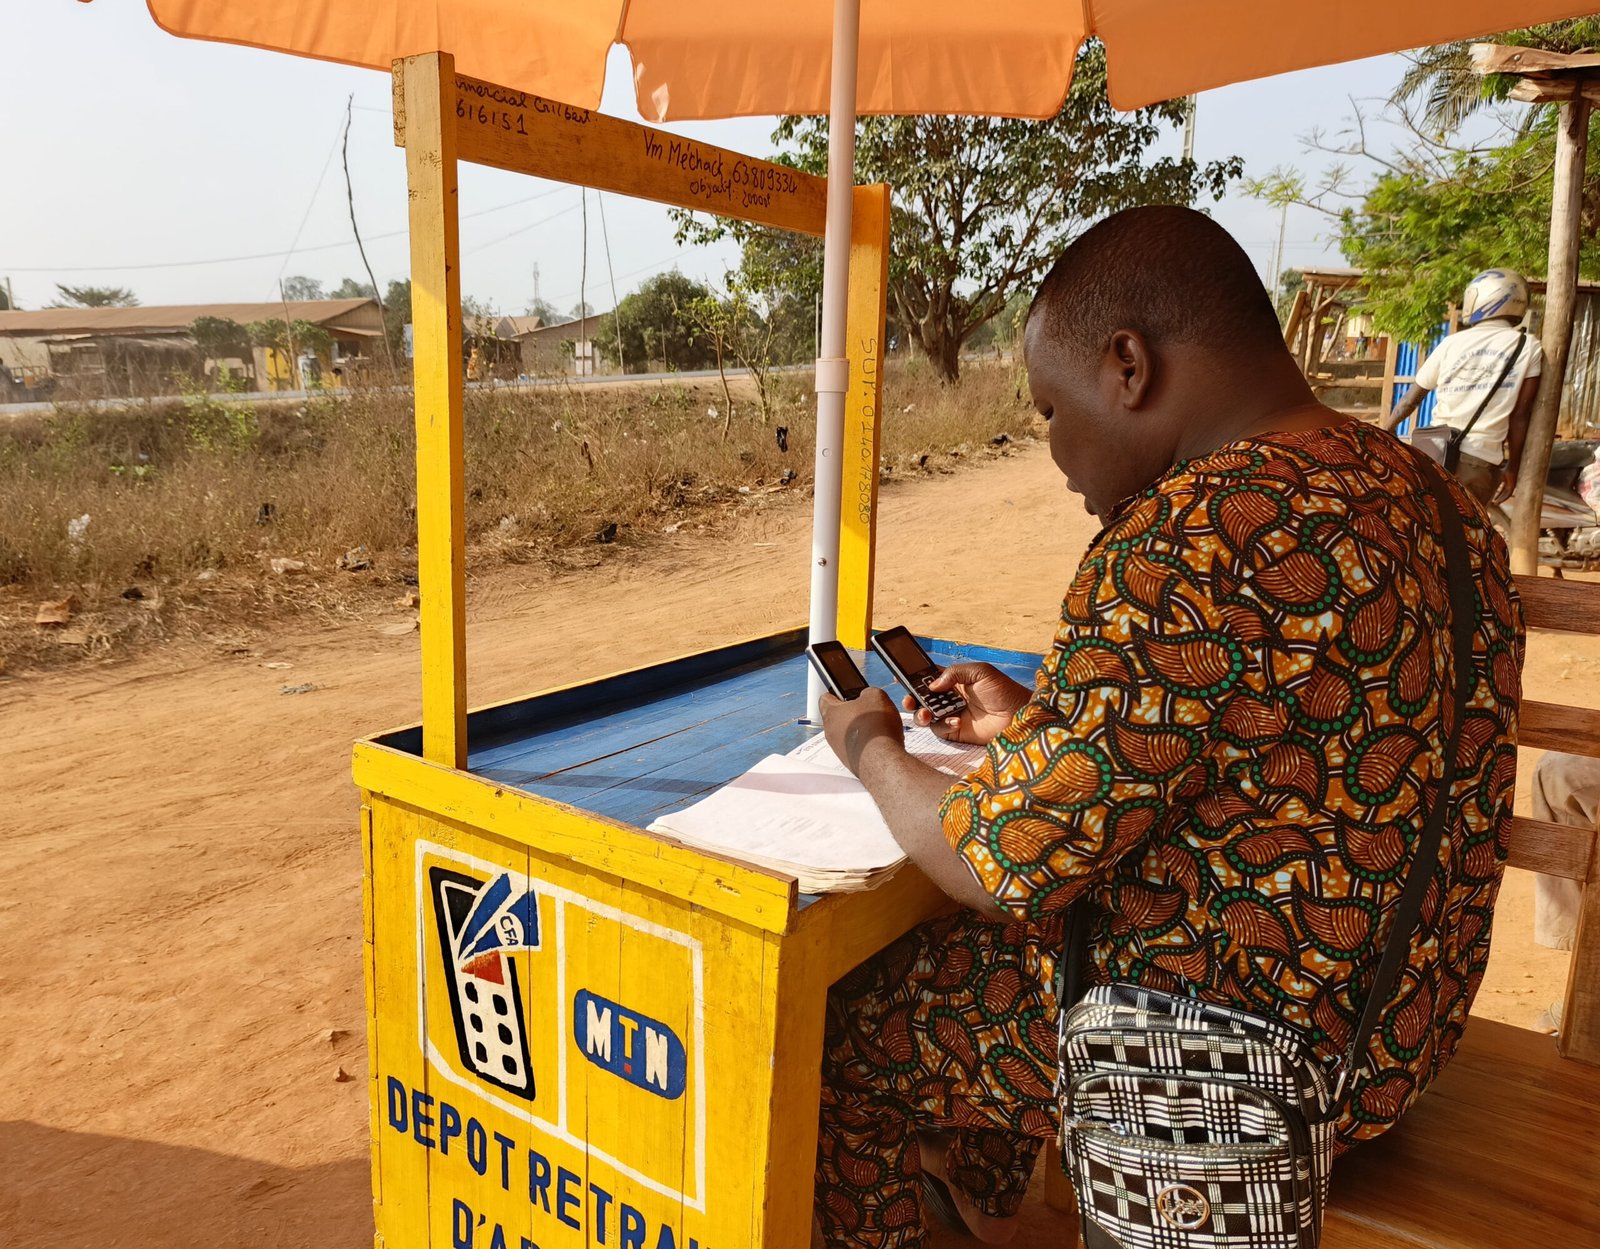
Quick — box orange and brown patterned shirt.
[941,422,1524,1147]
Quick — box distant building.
[495,313,618,378]
[0,298,384,400]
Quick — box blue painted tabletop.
[449,634,1042,830]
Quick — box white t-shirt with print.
[1413,320,1543,465]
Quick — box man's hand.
[820,687,904,776]
[1493,465,1518,505]
[903,663,1031,745]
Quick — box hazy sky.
[4,1,1420,317]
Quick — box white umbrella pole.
[804,0,862,723]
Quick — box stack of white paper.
[785,724,989,779]
[649,754,903,892]
[645,729,989,894]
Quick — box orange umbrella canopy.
[145,0,1600,119]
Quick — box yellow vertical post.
[399,52,468,768]
[836,183,890,651]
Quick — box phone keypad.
[917,678,966,719]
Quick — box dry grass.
[0,359,1036,673]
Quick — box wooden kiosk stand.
[354,52,1025,1249]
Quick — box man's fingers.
[930,662,991,691]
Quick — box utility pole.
[1182,96,1197,163]
[1472,43,1600,576]
[1270,200,1288,305]
[2,275,13,311]
[532,263,541,315]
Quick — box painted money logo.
[572,990,687,1100]
[428,866,542,1100]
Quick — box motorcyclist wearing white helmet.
[1383,268,1544,505]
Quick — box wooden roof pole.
[1472,44,1598,575]
[397,52,469,768]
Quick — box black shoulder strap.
[1451,326,1527,448]
[1334,453,1479,1105]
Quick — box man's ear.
[1107,329,1155,410]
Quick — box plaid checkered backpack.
[1056,453,1477,1249]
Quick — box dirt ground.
[1,441,1589,1247]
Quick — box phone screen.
[810,643,869,698]
[877,628,937,680]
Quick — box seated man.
[816,206,1524,1247]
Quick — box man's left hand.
[819,688,904,776]
[1493,466,1518,505]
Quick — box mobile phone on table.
[871,626,967,719]
[806,640,871,701]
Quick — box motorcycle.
[1487,438,1600,569]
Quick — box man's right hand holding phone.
[902,662,1030,745]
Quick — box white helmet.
[1462,269,1529,324]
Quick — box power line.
[4,188,569,274]
[461,200,583,257]
[271,117,348,297]
[597,192,625,368]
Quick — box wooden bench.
[1035,574,1600,1247]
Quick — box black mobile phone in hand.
[871,626,967,719]
[806,640,871,700]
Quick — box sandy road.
[0,441,1583,1247]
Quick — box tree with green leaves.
[247,318,335,387]
[383,279,411,360]
[677,44,1241,382]
[681,280,788,432]
[1249,20,1600,342]
[1334,114,1600,341]
[525,297,568,325]
[1391,18,1600,135]
[190,316,252,363]
[329,277,377,299]
[50,284,139,308]
[610,272,717,373]
[279,276,325,302]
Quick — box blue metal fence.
[1389,325,1449,434]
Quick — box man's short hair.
[1029,206,1285,362]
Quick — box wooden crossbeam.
[1508,77,1600,106]
[1520,701,1600,758]
[1471,42,1600,77]
[1516,574,1600,635]
[1506,815,1596,882]
[1471,43,1600,105]
[396,71,831,237]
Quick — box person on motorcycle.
[1384,268,1543,505]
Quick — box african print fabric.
[815,423,1522,1248]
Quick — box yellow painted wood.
[754,928,834,1246]
[363,786,947,1248]
[372,55,915,1249]
[361,805,383,1218]
[367,795,806,1247]
[794,864,949,986]
[352,741,799,933]
[405,72,830,237]
[368,802,436,1248]
[400,52,469,769]
[836,184,891,651]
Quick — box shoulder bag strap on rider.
[1447,326,1527,456]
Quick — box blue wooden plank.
[413,636,1047,832]
[469,655,800,776]
[556,719,815,827]
[478,676,799,795]
[375,625,808,758]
